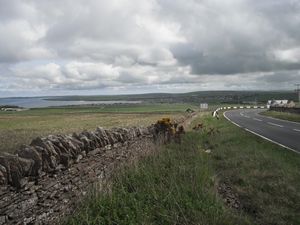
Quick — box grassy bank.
[192,114,300,225]
[65,132,248,225]
[261,110,300,123]
[0,104,193,153]
[65,113,300,225]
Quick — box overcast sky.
[1,0,300,97]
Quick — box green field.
[261,110,300,123]
[45,90,298,104]
[0,103,195,153]
[65,113,300,225]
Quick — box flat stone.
[0,215,7,225]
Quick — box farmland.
[46,90,298,104]
[0,103,195,153]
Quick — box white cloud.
[273,48,300,63]
[0,0,300,96]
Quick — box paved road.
[224,109,300,153]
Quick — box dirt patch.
[217,180,241,210]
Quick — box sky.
[0,0,300,97]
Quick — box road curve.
[224,109,300,153]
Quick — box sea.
[0,97,141,108]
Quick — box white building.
[200,103,208,109]
[267,100,288,108]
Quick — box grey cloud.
[260,70,300,83]
[0,0,300,96]
[162,0,300,75]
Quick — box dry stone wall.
[0,113,192,225]
[0,126,155,225]
[0,127,146,189]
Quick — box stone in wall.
[16,146,43,177]
[0,153,33,189]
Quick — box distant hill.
[45,91,297,104]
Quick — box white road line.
[244,128,299,154]
[244,115,250,118]
[267,122,283,128]
[223,111,299,154]
[253,118,262,122]
[293,129,300,132]
[223,111,242,128]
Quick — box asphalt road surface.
[224,109,300,153]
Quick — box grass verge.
[65,112,300,225]
[65,132,248,225]
[191,114,300,225]
[260,110,300,123]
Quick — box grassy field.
[0,103,195,153]
[65,113,300,225]
[261,110,300,123]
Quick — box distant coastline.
[0,97,142,109]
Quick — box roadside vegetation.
[193,114,300,225]
[65,130,249,225]
[65,112,300,225]
[0,103,195,153]
[261,110,300,123]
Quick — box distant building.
[0,107,27,112]
[286,101,296,108]
[200,103,208,109]
[267,99,291,108]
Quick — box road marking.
[244,128,299,154]
[253,118,262,122]
[223,111,299,154]
[244,115,250,118]
[223,111,242,128]
[267,122,283,128]
[293,129,300,132]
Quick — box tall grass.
[65,133,248,225]
[192,114,300,225]
[65,112,300,225]
[260,110,300,123]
